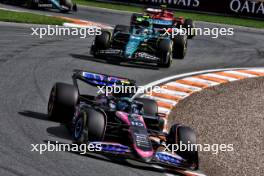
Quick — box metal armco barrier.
[100,0,264,19]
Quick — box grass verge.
[0,9,69,25]
[75,0,264,28]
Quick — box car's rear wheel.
[47,82,78,124]
[157,39,172,68]
[167,124,199,170]
[135,98,164,131]
[26,0,38,9]
[72,3,77,11]
[184,19,195,39]
[135,98,158,116]
[63,0,72,7]
[60,0,74,12]
[172,34,187,59]
[73,108,106,143]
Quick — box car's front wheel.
[167,124,199,170]
[73,108,106,143]
[91,31,111,57]
[47,82,78,124]
[184,19,195,39]
[172,34,187,59]
[157,39,172,68]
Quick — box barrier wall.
[101,0,264,19]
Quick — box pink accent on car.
[115,111,130,125]
[136,115,147,128]
[133,144,154,158]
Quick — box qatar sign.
[107,0,264,19]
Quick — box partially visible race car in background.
[90,17,187,68]
[47,70,200,172]
[131,5,195,39]
[0,0,77,13]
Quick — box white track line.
[225,70,257,77]
[132,68,260,99]
[251,68,264,72]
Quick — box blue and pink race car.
[47,70,200,173]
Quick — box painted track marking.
[135,68,264,134]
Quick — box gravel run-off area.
[168,77,264,176]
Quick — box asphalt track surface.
[0,3,264,176]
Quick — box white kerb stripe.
[183,77,220,86]
[225,70,257,77]
[158,107,171,114]
[166,82,202,91]
[250,68,264,72]
[141,94,178,105]
[183,171,207,176]
[160,88,190,97]
[204,73,238,81]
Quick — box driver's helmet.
[116,97,131,112]
[95,93,108,105]
[135,26,149,35]
[142,28,149,35]
[112,84,137,98]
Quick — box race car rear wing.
[72,70,136,87]
[144,5,167,13]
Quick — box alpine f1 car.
[90,19,187,68]
[47,70,200,172]
[0,0,77,12]
[131,5,195,39]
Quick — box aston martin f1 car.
[90,19,187,68]
[131,6,195,39]
[0,0,77,12]
[47,70,199,172]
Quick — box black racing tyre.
[172,34,187,59]
[157,39,172,68]
[47,82,78,123]
[59,0,72,13]
[113,25,130,34]
[130,13,142,26]
[183,19,195,39]
[26,0,38,9]
[167,124,199,170]
[72,3,77,11]
[73,108,106,143]
[63,0,72,7]
[135,98,164,131]
[135,98,158,116]
[91,30,111,57]
[94,31,111,50]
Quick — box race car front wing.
[94,49,161,64]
